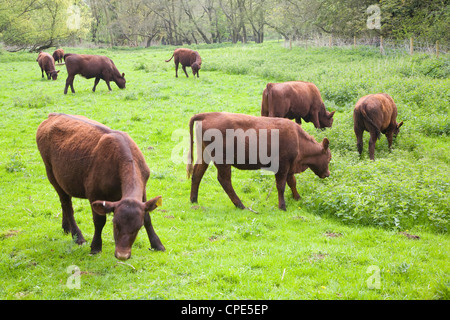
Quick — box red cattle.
[52,49,64,64]
[187,112,331,210]
[63,54,126,94]
[261,81,335,129]
[353,93,404,160]
[36,51,60,80]
[36,113,165,260]
[165,48,202,78]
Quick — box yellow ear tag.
[156,197,162,207]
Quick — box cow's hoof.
[150,245,166,252]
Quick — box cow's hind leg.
[45,167,85,244]
[275,170,289,211]
[175,62,179,78]
[368,130,378,160]
[216,164,245,209]
[354,126,364,156]
[64,75,75,94]
[190,162,209,203]
[92,77,100,92]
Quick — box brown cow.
[261,81,335,129]
[353,93,404,160]
[165,48,202,78]
[63,54,126,94]
[36,113,165,260]
[187,112,331,211]
[36,52,60,80]
[52,48,64,64]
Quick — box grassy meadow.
[0,41,448,300]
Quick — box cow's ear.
[56,70,60,74]
[329,111,335,118]
[92,200,116,215]
[122,73,125,78]
[144,196,162,212]
[322,138,330,150]
[397,121,404,129]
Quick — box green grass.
[0,42,448,300]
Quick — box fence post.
[410,37,414,55]
[329,35,332,47]
[354,36,356,48]
[380,36,385,55]
[436,40,439,58]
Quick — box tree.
[1,0,90,51]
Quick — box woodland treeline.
[0,0,448,51]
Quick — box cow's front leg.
[105,79,112,91]
[287,173,300,200]
[144,212,165,251]
[386,131,394,150]
[216,164,245,209]
[182,65,189,78]
[90,212,106,254]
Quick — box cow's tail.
[165,54,174,63]
[262,83,274,117]
[360,102,381,140]
[187,113,207,178]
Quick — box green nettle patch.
[0,42,448,300]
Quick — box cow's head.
[91,196,162,260]
[393,121,404,137]
[115,73,126,89]
[48,70,60,80]
[319,110,335,129]
[192,62,201,76]
[297,138,331,178]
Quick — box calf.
[187,112,331,210]
[36,113,165,260]
[52,49,64,64]
[63,54,126,94]
[36,52,60,80]
[261,81,335,129]
[353,93,403,160]
[165,48,202,78]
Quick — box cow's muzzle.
[115,249,131,260]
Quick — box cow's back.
[38,52,54,68]
[268,81,322,118]
[65,54,114,78]
[195,112,307,162]
[354,93,397,131]
[36,113,147,200]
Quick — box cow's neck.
[119,160,144,200]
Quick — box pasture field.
[0,42,448,300]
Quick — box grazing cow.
[63,54,126,94]
[36,113,165,260]
[165,48,202,78]
[187,112,331,211]
[261,81,335,129]
[353,93,404,160]
[52,48,64,64]
[36,52,60,80]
